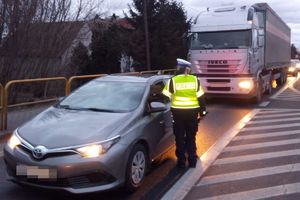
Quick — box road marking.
[214,149,300,165]
[253,112,300,119]
[259,101,270,107]
[242,122,300,132]
[271,76,299,99]
[258,109,298,114]
[197,163,300,186]
[161,109,260,200]
[233,130,300,141]
[198,182,300,200]
[247,116,300,124]
[224,138,300,152]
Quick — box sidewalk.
[163,108,300,200]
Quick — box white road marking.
[197,163,300,186]
[242,123,300,132]
[259,101,270,107]
[247,116,300,124]
[198,182,300,200]
[258,109,298,114]
[233,130,300,141]
[161,109,260,200]
[214,149,300,165]
[224,138,300,152]
[253,112,300,119]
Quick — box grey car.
[4,75,174,193]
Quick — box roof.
[1,21,85,58]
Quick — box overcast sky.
[103,0,300,49]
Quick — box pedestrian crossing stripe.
[271,76,300,101]
[185,108,300,200]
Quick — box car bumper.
[3,143,127,194]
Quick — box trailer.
[189,3,291,102]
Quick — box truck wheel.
[252,81,262,103]
[265,78,272,95]
[124,144,148,193]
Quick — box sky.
[103,0,300,49]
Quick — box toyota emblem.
[32,145,47,159]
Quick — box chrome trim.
[14,129,121,156]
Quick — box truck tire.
[252,80,262,103]
[265,78,272,95]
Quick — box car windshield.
[58,81,146,113]
[190,30,252,50]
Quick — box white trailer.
[189,3,291,102]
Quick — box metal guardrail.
[1,77,67,130]
[66,74,107,95]
[161,69,176,75]
[140,70,160,75]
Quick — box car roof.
[93,74,172,85]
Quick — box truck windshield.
[190,30,252,50]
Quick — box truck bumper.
[199,77,256,96]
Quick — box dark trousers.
[171,108,198,164]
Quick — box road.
[0,76,297,200]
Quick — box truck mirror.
[247,7,254,22]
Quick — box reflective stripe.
[174,96,198,101]
[171,105,200,109]
[197,90,204,97]
[172,101,198,106]
[162,89,172,98]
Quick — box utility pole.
[143,0,151,70]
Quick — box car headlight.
[238,80,253,90]
[289,67,296,72]
[75,135,120,158]
[8,133,21,150]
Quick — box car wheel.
[125,144,148,192]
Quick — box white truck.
[189,3,291,102]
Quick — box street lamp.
[143,0,151,70]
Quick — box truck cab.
[190,3,290,102]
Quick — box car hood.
[18,107,131,149]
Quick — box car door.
[146,80,174,158]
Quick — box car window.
[59,81,146,112]
[148,80,170,104]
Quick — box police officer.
[162,58,205,168]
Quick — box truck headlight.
[238,80,253,90]
[288,67,296,72]
[75,135,120,158]
[8,133,21,150]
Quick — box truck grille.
[198,60,240,74]
[207,87,231,91]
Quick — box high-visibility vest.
[162,74,204,109]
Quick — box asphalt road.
[0,76,296,200]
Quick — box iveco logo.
[208,60,228,65]
[32,145,48,159]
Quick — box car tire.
[124,144,148,193]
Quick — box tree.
[68,42,90,76]
[291,44,299,59]
[90,16,124,74]
[126,0,190,71]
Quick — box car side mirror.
[149,102,166,113]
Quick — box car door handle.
[160,121,164,124]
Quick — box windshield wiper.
[78,107,118,113]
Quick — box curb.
[161,109,260,200]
